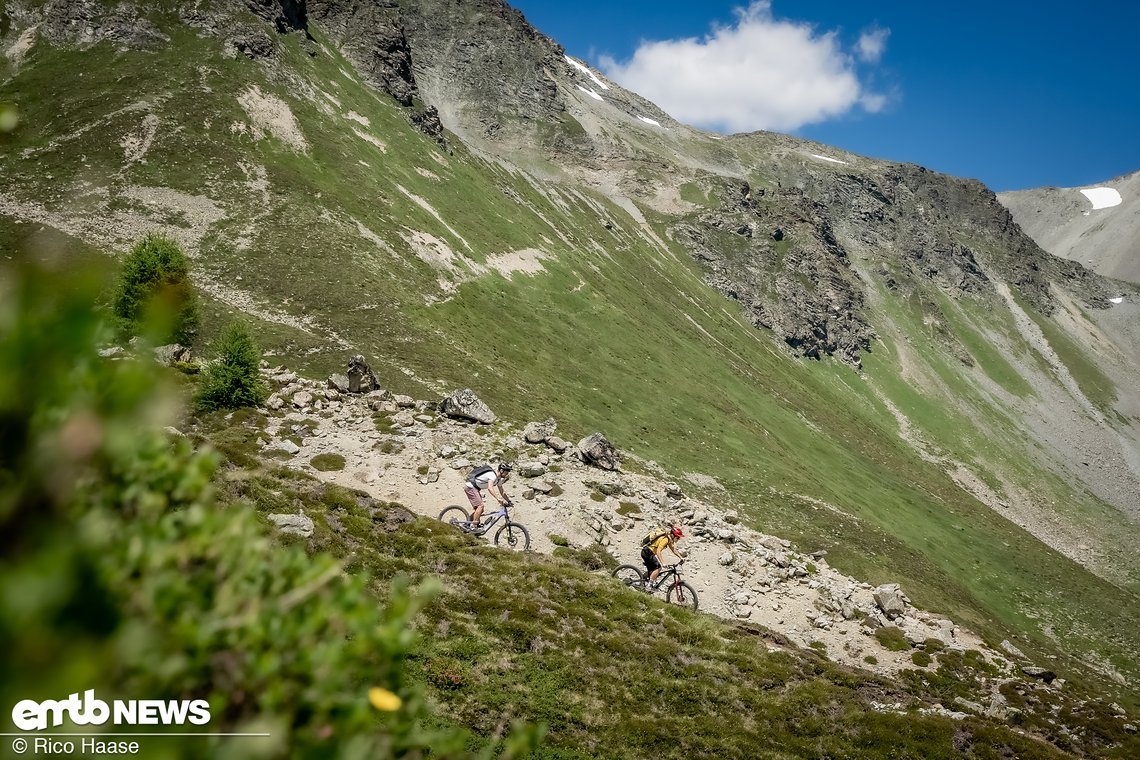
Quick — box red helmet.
[671,526,684,538]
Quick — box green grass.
[1014,293,1118,412]
[310,453,346,471]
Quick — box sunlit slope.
[0,9,1137,697]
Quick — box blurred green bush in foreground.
[0,259,540,758]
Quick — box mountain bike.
[611,561,698,610]
[438,501,530,551]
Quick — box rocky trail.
[242,356,1051,718]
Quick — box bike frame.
[471,502,514,531]
[649,564,684,590]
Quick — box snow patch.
[1079,187,1122,210]
[1109,297,1124,304]
[637,115,663,127]
[810,153,848,165]
[576,85,604,102]
[564,56,609,90]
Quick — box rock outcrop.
[577,432,619,470]
[439,388,496,424]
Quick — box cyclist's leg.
[464,484,485,524]
[641,548,661,586]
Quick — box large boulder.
[524,418,557,443]
[267,512,314,537]
[327,374,350,393]
[577,432,620,470]
[439,388,496,424]
[872,583,909,620]
[347,354,378,393]
[154,344,192,365]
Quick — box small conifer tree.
[112,233,199,345]
[195,320,266,411]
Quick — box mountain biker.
[642,525,684,586]
[464,462,513,529]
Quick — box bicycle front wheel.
[438,505,470,526]
[664,581,699,611]
[612,565,645,589]
[494,522,530,551]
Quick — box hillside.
[1,0,1139,753]
[997,170,1140,285]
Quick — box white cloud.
[857,27,889,63]
[599,1,888,133]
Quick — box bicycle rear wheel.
[494,522,530,551]
[612,565,645,589]
[664,581,699,611]
[438,505,470,527]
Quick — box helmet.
[498,461,513,472]
[671,526,684,538]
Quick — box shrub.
[874,626,911,652]
[112,233,199,345]
[194,321,267,411]
[311,453,346,472]
[911,651,933,667]
[616,501,641,516]
[864,655,879,665]
[0,260,541,757]
[549,534,571,547]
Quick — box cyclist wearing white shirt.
[464,462,513,526]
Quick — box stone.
[277,440,300,455]
[577,432,620,470]
[327,374,350,393]
[598,481,622,496]
[98,346,126,358]
[1000,640,1026,659]
[1021,666,1056,683]
[394,394,415,408]
[716,528,735,542]
[439,388,497,424]
[664,482,683,497]
[153,343,191,365]
[347,354,378,393]
[545,436,571,453]
[292,391,313,409]
[761,536,789,551]
[266,394,284,411]
[524,418,557,443]
[724,510,740,524]
[719,552,735,566]
[440,445,457,458]
[267,512,313,537]
[450,458,472,470]
[872,584,907,620]
[519,461,548,477]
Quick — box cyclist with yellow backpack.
[641,525,684,587]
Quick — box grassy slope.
[201,432,1131,759]
[1,10,1137,702]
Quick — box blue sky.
[509,0,1140,192]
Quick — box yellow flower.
[368,687,402,712]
